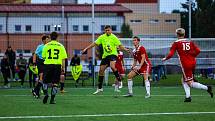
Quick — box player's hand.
[81,48,87,54]
[125,48,130,53]
[33,65,36,69]
[162,58,166,61]
[136,66,141,70]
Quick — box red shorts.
[116,65,125,75]
[181,63,195,82]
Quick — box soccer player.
[82,25,129,94]
[42,32,67,104]
[113,49,125,91]
[124,36,152,98]
[162,28,213,102]
[32,35,49,98]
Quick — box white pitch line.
[1,94,207,97]
[0,112,215,119]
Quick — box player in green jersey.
[42,32,67,104]
[82,25,129,94]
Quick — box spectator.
[5,46,16,81]
[28,53,37,88]
[70,54,81,87]
[1,54,11,88]
[16,53,27,87]
[70,54,80,66]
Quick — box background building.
[116,0,180,38]
[0,0,31,3]
[0,4,131,57]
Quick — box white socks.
[128,79,133,94]
[182,82,190,98]
[145,80,150,95]
[191,82,208,90]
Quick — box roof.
[115,0,157,3]
[0,4,132,13]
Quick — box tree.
[178,0,215,37]
[195,0,215,37]
[121,23,133,38]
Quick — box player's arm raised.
[82,42,97,54]
[118,45,130,52]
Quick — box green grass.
[0,86,215,121]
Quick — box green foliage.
[176,0,215,38]
[121,23,133,38]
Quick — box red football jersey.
[165,39,200,67]
[133,46,151,66]
[116,51,123,67]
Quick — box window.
[24,50,31,53]
[83,25,89,32]
[0,25,2,32]
[111,25,117,31]
[165,19,176,23]
[149,19,159,24]
[54,25,61,31]
[73,25,79,32]
[16,49,23,53]
[25,25,31,32]
[15,25,21,31]
[130,20,142,23]
[44,25,50,32]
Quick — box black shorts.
[43,64,61,84]
[100,55,117,67]
[36,59,44,74]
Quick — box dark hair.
[133,36,140,41]
[104,25,111,30]
[42,35,49,41]
[50,32,58,40]
[19,53,23,56]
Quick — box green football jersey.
[95,33,121,58]
[42,40,67,65]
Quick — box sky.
[31,0,187,13]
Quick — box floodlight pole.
[62,5,65,45]
[188,0,192,40]
[92,0,96,87]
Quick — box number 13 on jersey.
[47,49,60,59]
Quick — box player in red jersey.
[124,36,152,98]
[113,50,125,91]
[162,28,213,102]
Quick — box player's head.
[50,32,58,40]
[133,36,140,46]
[42,35,49,44]
[7,46,12,51]
[104,25,112,36]
[176,28,185,38]
[19,53,23,59]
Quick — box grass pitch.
[0,86,214,121]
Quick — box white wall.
[68,16,124,33]
[6,16,124,34]
[7,17,67,33]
